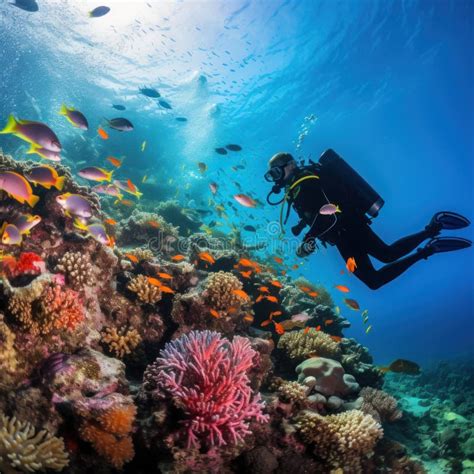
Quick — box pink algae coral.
[143,330,269,449]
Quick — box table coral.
[294,409,383,472]
[277,329,342,360]
[127,274,162,303]
[143,330,269,449]
[101,326,141,358]
[0,413,69,473]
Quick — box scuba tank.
[317,149,384,218]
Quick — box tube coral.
[143,330,269,449]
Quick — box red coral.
[143,330,269,449]
[2,252,44,279]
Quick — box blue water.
[0,0,472,366]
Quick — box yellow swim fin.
[0,114,18,135]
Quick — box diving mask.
[264,165,286,183]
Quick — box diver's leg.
[360,222,439,263]
[336,240,428,290]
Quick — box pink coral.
[143,330,269,449]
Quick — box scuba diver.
[265,149,472,290]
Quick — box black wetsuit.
[287,171,436,290]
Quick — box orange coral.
[98,405,137,436]
[79,424,134,470]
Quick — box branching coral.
[55,251,95,289]
[124,247,154,262]
[295,409,383,472]
[278,381,309,407]
[127,274,162,303]
[203,271,243,311]
[277,329,341,360]
[0,315,17,374]
[143,330,269,449]
[360,387,402,423]
[101,326,141,358]
[0,413,69,473]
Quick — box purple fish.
[106,117,133,132]
[92,184,123,198]
[0,115,61,152]
[319,203,342,215]
[89,5,110,17]
[74,219,112,246]
[78,167,113,182]
[12,213,41,234]
[56,193,93,219]
[59,104,89,130]
[1,223,22,245]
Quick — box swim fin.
[431,211,471,230]
[421,237,472,258]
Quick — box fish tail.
[26,194,40,208]
[106,170,114,182]
[135,191,143,199]
[55,176,66,191]
[73,218,88,231]
[0,114,18,135]
[26,143,39,155]
[59,104,69,116]
[117,193,124,200]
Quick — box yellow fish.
[142,175,148,183]
[141,140,147,152]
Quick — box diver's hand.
[296,238,317,258]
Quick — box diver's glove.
[296,237,317,257]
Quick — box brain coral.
[277,329,341,360]
[203,271,243,311]
[0,413,69,473]
[295,409,383,472]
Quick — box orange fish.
[148,220,160,228]
[240,270,252,279]
[104,218,117,225]
[127,179,137,193]
[273,256,283,264]
[316,325,321,331]
[330,336,342,343]
[299,286,312,292]
[335,284,350,293]
[256,295,264,303]
[325,319,334,325]
[265,295,278,303]
[171,254,186,261]
[159,285,175,294]
[346,257,357,273]
[307,291,319,298]
[147,277,162,287]
[228,306,239,314]
[258,286,270,293]
[292,264,299,270]
[117,199,134,207]
[238,258,255,268]
[273,321,285,335]
[281,270,287,276]
[210,309,220,319]
[157,272,173,280]
[125,253,138,263]
[97,127,109,140]
[243,314,254,323]
[270,280,282,288]
[304,327,310,334]
[270,311,282,317]
[344,298,360,311]
[232,289,249,300]
[198,252,215,264]
[107,156,122,167]
[261,319,272,327]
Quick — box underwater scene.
[0,1,473,473]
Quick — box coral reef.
[101,326,141,358]
[0,315,17,375]
[360,387,402,423]
[203,270,244,310]
[127,274,162,303]
[55,251,95,289]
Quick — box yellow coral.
[127,275,162,303]
[0,413,69,473]
[203,271,243,311]
[0,315,17,374]
[101,326,141,358]
[278,381,308,406]
[278,329,341,360]
[295,409,383,473]
[55,251,95,289]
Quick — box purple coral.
[143,330,269,449]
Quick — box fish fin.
[117,193,123,200]
[26,143,40,155]
[55,176,66,191]
[106,170,114,182]
[64,210,71,218]
[59,104,69,116]
[27,194,40,208]
[0,114,18,135]
[136,191,143,199]
[113,199,119,205]
[73,218,88,231]
[42,183,52,190]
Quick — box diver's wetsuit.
[289,172,437,290]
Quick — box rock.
[327,396,343,410]
[296,357,360,397]
[343,397,363,411]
